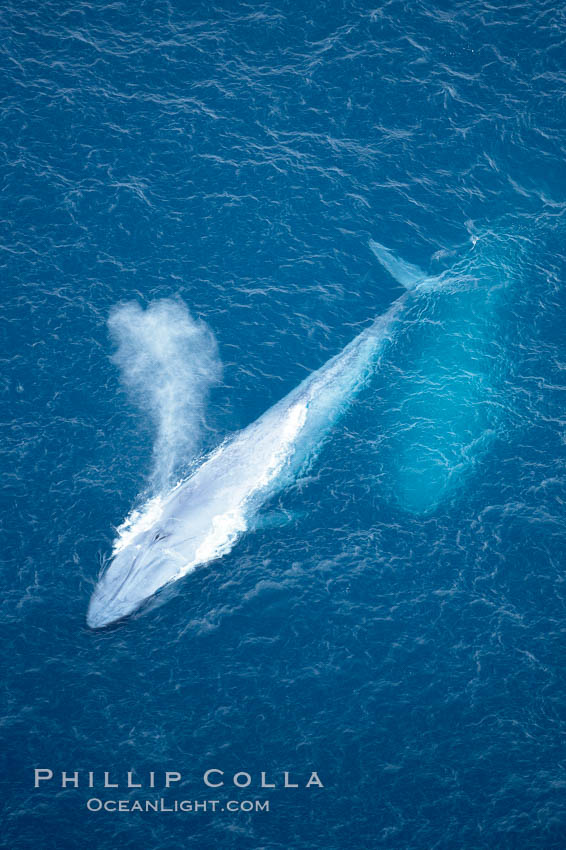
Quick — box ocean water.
[2,1,566,848]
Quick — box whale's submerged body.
[378,232,519,514]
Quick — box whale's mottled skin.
[87,241,438,628]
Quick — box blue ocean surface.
[2,1,566,847]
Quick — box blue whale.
[87,242,448,628]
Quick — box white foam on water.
[112,493,166,555]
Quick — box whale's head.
[86,527,181,629]
[87,473,249,629]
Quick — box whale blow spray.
[108,299,222,493]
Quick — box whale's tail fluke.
[369,239,428,290]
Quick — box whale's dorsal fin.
[369,239,428,290]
